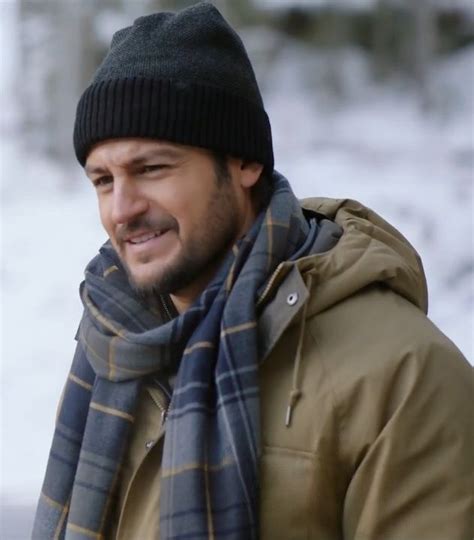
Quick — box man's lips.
[119,228,176,259]
[124,229,168,245]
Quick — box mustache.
[116,215,178,243]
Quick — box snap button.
[145,440,155,450]
[286,292,299,306]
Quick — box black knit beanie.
[73,2,274,174]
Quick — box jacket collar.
[257,213,342,363]
[257,263,309,363]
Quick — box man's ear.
[238,160,264,188]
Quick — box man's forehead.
[84,139,185,172]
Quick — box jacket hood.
[295,198,428,317]
[256,197,429,428]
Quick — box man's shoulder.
[307,283,468,375]
[263,282,472,450]
[300,284,472,432]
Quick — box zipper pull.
[160,407,168,426]
[147,380,170,428]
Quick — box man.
[34,3,473,540]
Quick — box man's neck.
[170,268,217,314]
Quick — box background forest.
[1,1,473,537]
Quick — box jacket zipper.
[150,376,172,426]
[115,382,169,538]
[160,294,175,321]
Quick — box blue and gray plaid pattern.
[33,173,312,540]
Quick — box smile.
[124,229,175,257]
[128,231,164,245]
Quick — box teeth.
[129,231,160,244]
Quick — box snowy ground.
[1,9,473,538]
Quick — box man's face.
[85,139,260,301]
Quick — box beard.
[118,178,241,301]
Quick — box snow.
[1,5,473,511]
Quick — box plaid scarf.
[33,173,313,540]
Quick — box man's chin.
[119,247,176,292]
[124,261,185,297]
[116,257,160,291]
[119,243,225,299]
[127,267,164,294]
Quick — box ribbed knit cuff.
[73,77,274,173]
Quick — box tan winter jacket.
[110,198,474,540]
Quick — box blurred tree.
[373,0,396,80]
[321,0,349,100]
[19,0,101,165]
[373,0,437,106]
[410,0,437,109]
[49,3,99,164]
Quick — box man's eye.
[92,176,112,188]
[141,164,167,174]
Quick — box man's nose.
[110,179,149,225]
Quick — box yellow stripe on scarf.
[68,373,93,391]
[90,402,134,422]
[183,341,215,355]
[220,321,257,337]
[67,522,104,539]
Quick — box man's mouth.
[127,230,165,245]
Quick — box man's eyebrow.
[85,164,107,176]
[85,147,182,176]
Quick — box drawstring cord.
[285,273,314,427]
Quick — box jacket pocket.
[260,445,315,540]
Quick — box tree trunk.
[373,0,393,80]
[411,0,437,109]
